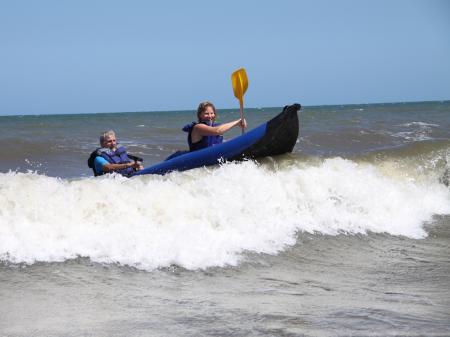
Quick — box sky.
[1,0,449,115]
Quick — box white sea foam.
[1,159,449,270]
[389,121,440,142]
[391,131,433,141]
[399,122,439,128]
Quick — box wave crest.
[1,159,449,270]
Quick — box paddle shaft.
[239,100,245,134]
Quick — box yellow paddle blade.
[231,68,248,104]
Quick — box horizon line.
[1,99,449,117]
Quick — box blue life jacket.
[182,121,223,152]
[97,146,135,176]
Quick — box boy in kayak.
[183,101,247,151]
[87,130,143,176]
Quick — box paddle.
[231,68,248,134]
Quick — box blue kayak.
[133,103,301,176]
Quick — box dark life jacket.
[182,121,223,152]
[87,146,143,177]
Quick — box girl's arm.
[193,118,247,137]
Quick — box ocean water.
[1,101,450,336]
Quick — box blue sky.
[1,0,449,115]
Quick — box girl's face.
[199,106,216,122]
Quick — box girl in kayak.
[183,101,247,151]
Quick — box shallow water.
[1,228,449,336]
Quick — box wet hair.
[100,130,116,146]
[197,101,217,122]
